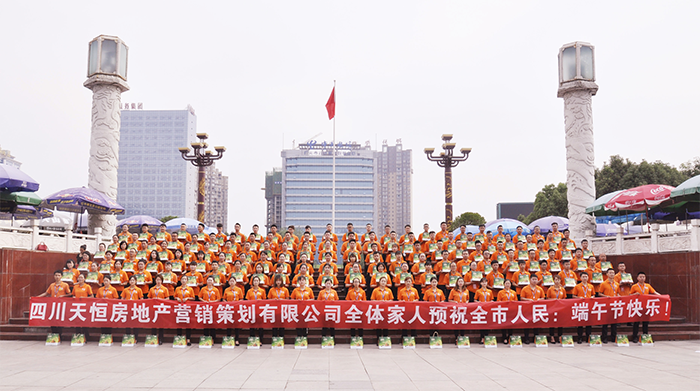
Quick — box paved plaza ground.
[0,340,698,390]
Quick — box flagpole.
[331,80,336,237]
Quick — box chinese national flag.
[325,87,335,120]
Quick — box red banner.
[28,295,670,330]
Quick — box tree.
[524,183,568,225]
[450,212,486,230]
[160,215,178,223]
[595,155,689,197]
[680,157,700,178]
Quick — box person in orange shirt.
[496,279,517,344]
[317,263,339,289]
[512,260,530,296]
[520,275,545,344]
[85,261,104,294]
[370,275,393,344]
[72,273,93,298]
[397,277,420,340]
[147,275,169,344]
[147,250,164,275]
[159,261,178,297]
[291,275,314,340]
[121,275,143,342]
[614,262,633,296]
[268,274,289,341]
[344,263,365,289]
[345,276,366,339]
[474,278,494,343]
[133,260,153,295]
[292,263,314,289]
[111,260,129,294]
[545,274,567,343]
[172,281,195,345]
[198,276,221,343]
[558,260,578,298]
[96,275,119,299]
[597,268,619,343]
[183,261,204,296]
[572,272,594,344]
[630,271,661,342]
[245,275,266,344]
[204,261,226,296]
[370,262,392,289]
[221,275,244,346]
[318,278,339,340]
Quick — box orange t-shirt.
[572,283,595,298]
[474,288,494,302]
[223,286,244,301]
[397,287,420,301]
[448,289,469,303]
[291,287,315,300]
[96,286,119,299]
[199,286,221,302]
[424,286,446,302]
[268,286,290,300]
[318,289,339,301]
[246,287,266,300]
[370,287,394,301]
[346,287,367,301]
[520,285,545,301]
[148,285,169,299]
[121,286,143,300]
[72,284,93,298]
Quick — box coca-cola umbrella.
[604,184,675,212]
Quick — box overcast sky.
[1,1,698,232]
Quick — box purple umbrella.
[596,223,620,237]
[0,163,40,192]
[527,216,569,233]
[42,187,125,214]
[116,215,163,230]
[0,205,53,220]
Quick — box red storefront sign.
[29,295,670,330]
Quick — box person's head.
[255,263,264,274]
[114,259,122,270]
[475,241,482,250]
[580,273,589,283]
[599,253,607,262]
[618,262,626,272]
[252,275,260,287]
[553,274,562,286]
[189,262,197,271]
[103,275,112,287]
[491,260,499,269]
[379,276,388,287]
[228,275,237,287]
[575,248,583,258]
[274,274,284,287]
[298,275,307,288]
[198,223,205,233]
[352,263,361,273]
[606,269,615,280]
[518,260,526,270]
[150,250,159,261]
[430,276,438,288]
[65,259,75,269]
[154,274,163,286]
[637,271,647,283]
[480,277,488,288]
[352,277,361,288]
[119,241,128,250]
[529,275,538,287]
[405,276,413,288]
[206,276,214,287]
[211,260,219,272]
[128,275,137,287]
[105,250,113,260]
[401,262,410,272]
[324,278,333,290]
[588,256,597,266]
[548,249,556,258]
[377,262,386,272]
[456,277,465,290]
[77,273,85,285]
[504,279,512,290]
[137,259,145,270]
[164,261,172,272]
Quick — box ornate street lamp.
[424,134,471,225]
[179,133,225,222]
[84,35,129,236]
[557,41,598,239]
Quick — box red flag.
[325,87,335,120]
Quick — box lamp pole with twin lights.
[424,135,471,225]
[179,134,225,223]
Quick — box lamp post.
[84,35,129,236]
[424,134,471,225]
[557,41,598,240]
[179,133,225,223]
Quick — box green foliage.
[595,155,689,197]
[524,183,568,225]
[517,214,527,223]
[680,157,700,178]
[450,211,486,230]
[160,215,178,223]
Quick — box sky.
[1,1,698,232]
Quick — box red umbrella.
[604,184,675,212]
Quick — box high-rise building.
[204,163,229,230]
[0,146,21,168]
[377,139,412,231]
[281,142,377,235]
[264,168,283,230]
[117,105,198,220]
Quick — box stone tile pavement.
[0,340,698,390]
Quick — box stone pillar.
[558,80,598,241]
[84,75,129,237]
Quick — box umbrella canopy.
[0,191,42,206]
[596,223,620,237]
[0,206,53,220]
[604,184,675,212]
[670,174,700,198]
[451,225,480,236]
[585,190,624,215]
[527,216,569,233]
[0,163,40,192]
[116,215,163,230]
[484,218,531,236]
[165,217,208,234]
[42,187,125,214]
[21,214,72,230]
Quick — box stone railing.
[0,220,111,253]
[587,219,700,255]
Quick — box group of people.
[38,220,661,346]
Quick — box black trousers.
[523,328,539,342]
[351,328,364,337]
[602,324,617,342]
[549,327,563,339]
[272,327,284,338]
[125,328,139,339]
[296,328,308,337]
[177,328,192,340]
[322,327,335,337]
[577,325,591,341]
[226,328,240,340]
[401,329,417,338]
[632,321,649,341]
[151,328,164,342]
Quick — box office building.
[377,139,412,231]
[281,141,377,235]
[204,163,229,230]
[117,105,198,220]
[264,168,283,230]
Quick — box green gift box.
[509,335,522,348]
[505,243,515,251]
[199,336,213,348]
[529,263,540,272]
[135,274,146,285]
[146,262,159,273]
[518,251,528,261]
[172,335,187,348]
[145,335,159,347]
[46,333,60,345]
[402,336,416,349]
[526,243,536,251]
[456,336,470,348]
[561,335,574,347]
[429,334,442,349]
[378,336,392,349]
[71,333,86,346]
[94,251,106,259]
[539,251,548,261]
[535,335,548,347]
[600,261,612,271]
[471,271,483,282]
[247,336,261,349]
[196,263,206,273]
[99,334,113,346]
[77,261,89,271]
[591,272,603,284]
[641,334,654,346]
[493,277,504,289]
[589,335,602,346]
[171,263,182,273]
[518,274,529,286]
[321,336,335,349]
[577,260,587,271]
[221,336,236,349]
[466,241,476,250]
[294,336,308,349]
[61,271,74,282]
[86,272,100,284]
[564,278,576,288]
[122,334,136,347]
[350,336,364,349]
[138,233,149,241]
[621,273,633,284]
[508,262,519,272]
[497,255,506,264]
[99,263,112,274]
[448,275,459,288]
[541,274,554,286]
[484,264,493,274]
[271,336,284,349]
[549,261,561,272]
[137,250,148,260]
[561,251,572,260]
[484,335,497,348]
[616,334,629,346]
